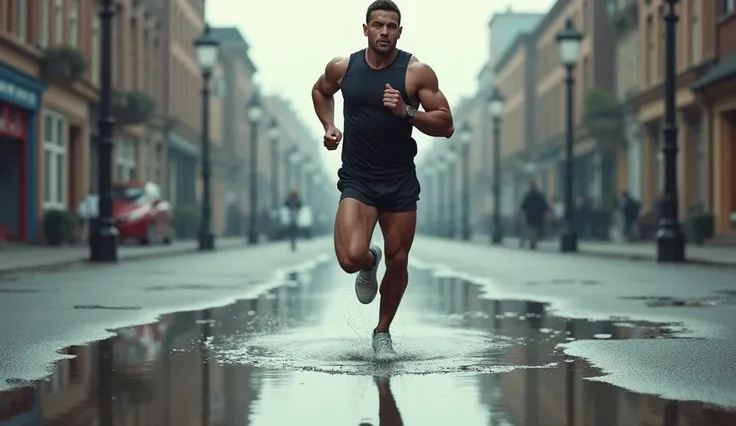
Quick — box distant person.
[520,182,549,250]
[77,187,99,244]
[311,0,455,359]
[619,190,641,242]
[284,189,302,251]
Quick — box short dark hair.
[366,0,401,24]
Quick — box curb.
[0,240,256,278]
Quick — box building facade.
[632,0,716,220]
[0,0,99,242]
[533,0,618,209]
[691,0,736,236]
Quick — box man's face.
[363,11,402,54]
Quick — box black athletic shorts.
[337,169,421,212]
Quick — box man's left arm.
[412,63,454,138]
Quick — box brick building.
[692,0,736,236]
[0,0,98,242]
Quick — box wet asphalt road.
[1,237,736,425]
[0,236,736,426]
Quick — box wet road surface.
[2,258,735,425]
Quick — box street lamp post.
[459,122,472,241]
[489,87,505,245]
[246,91,263,245]
[90,0,118,262]
[556,18,583,253]
[287,149,300,191]
[193,24,220,251]
[267,118,280,211]
[656,0,685,262]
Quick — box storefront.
[165,131,198,208]
[0,63,46,242]
[692,52,736,234]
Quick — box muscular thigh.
[378,211,417,262]
[334,198,379,258]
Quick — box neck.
[365,47,398,69]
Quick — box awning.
[691,51,736,91]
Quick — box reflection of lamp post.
[201,309,211,426]
[556,18,582,253]
[193,23,220,251]
[246,91,263,245]
[656,0,685,262]
[90,0,119,262]
[458,123,472,240]
[488,87,505,245]
[267,118,280,211]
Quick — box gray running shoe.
[355,243,382,304]
[372,330,397,361]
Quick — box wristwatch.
[404,105,416,120]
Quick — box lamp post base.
[198,232,215,251]
[559,232,578,253]
[89,230,119,262]
[491,230,503,245]
[656,228,685,262]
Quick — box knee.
[384,249,409,273]
[336,246,369,274]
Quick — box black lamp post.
[90,0,118,262]
[556,18,583,253]
[246,91,263,245]
[193,24,220,251]
[267,118,280,211]
[489,86,505,245]
[458,122,472,240]
[656,0,685,262]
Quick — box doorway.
[0,136,23,239]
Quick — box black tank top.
[339,49,417,180]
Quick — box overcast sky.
[207,0,554,179]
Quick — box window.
[726,0,736,14]
[91,15,100,84]
[16,0,26,41]
[690,0,700,63]
[43,111,68,210]
[647,16,655,84]
[39,0,49,47]
[54,0,63,43]
[116,139,136,181]
[69,0,79,47]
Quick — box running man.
[311,0,454,359]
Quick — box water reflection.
[0,263,734,426]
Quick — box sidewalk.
[0,237,251,275]
[470,234,736,266]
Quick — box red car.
[113,181,173,245]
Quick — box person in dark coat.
[520,182,549,250]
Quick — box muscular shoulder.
[325,57,350,83]
[407,58,438,88]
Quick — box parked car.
[113,181,172,245]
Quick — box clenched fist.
[383,83,407,117]
[323,125,343,150]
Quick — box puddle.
[621,295,736,308]
[1,263,735,425]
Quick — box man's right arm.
[312,57,348,129]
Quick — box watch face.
[406,105,415,118]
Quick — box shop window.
[116,139,136,182]
[726,0,735,15]
[690,0,700,64]
[43,111,68,210]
